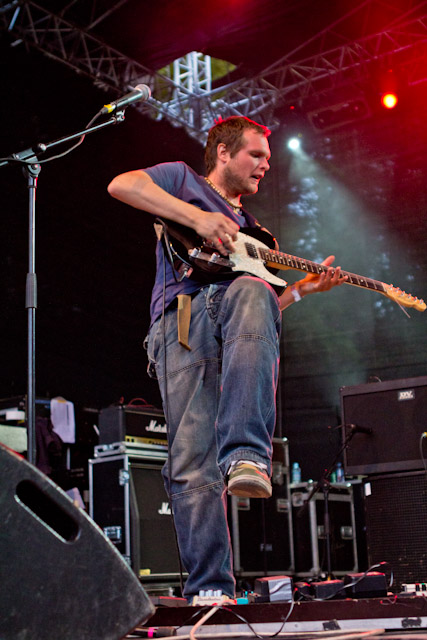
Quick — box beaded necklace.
[204,177,242,215]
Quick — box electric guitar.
[160,221,426,312]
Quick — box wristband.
[290,284,302,302]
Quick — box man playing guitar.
[108,116,346,603]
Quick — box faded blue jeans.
[146,276,281,598]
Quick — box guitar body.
[162,221,287,293]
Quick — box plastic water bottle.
[335,462,345,483]
[291,462,301,484]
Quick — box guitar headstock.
[384,284,426,312]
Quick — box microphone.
[101,84,151,114]
[348,423,373,435]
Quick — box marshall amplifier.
[89,444,181,581]
[340,376,427,475]
[98,404,167,446]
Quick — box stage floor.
[124,594,427,640]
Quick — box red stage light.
[381,92,398,109]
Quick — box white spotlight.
[287,137,301,151]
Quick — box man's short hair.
[204,116,271,174]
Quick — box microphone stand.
[296,424,359,580]
[1,111,126,465]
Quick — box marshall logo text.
[158,502,171,516]
[146,419,167,433]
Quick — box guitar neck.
[260,247,386,294]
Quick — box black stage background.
[1,1,426,482]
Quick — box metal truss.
[233,10,427,110]
[1,0,426,143]
[170,52,212,131]
[0,0,206,135]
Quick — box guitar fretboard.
[256,246,387,293]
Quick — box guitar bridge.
[188,249,235,268]
[244,242,259,259]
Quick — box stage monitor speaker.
[0,444,154,640]
[363,471,427,591]
[340,376,427,475]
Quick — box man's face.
[223,129,271,197]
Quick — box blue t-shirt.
[143,161,260,325]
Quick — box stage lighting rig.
[380,69,399,110]
[381,92,398,109]
[287,136,301,151]
[307,97,371,132]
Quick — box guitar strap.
[154,222,193,351]
[242,209,278,248]
[242,209,261,229]
[177,294,192,351]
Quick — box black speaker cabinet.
[89,443,180,581]
[340,376,427,475]
[0,443,153,640]
[229,438,295,576]
[363,471,427,591]
[291,483,358,577]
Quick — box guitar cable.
[157,221,187,598]
[155,217,190,285]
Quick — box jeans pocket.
[146,360,157,380]
[145,324,161,379]
[206,284,227,322]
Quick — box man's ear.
[217,142,229,163]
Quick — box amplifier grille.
[363,472,427,591]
